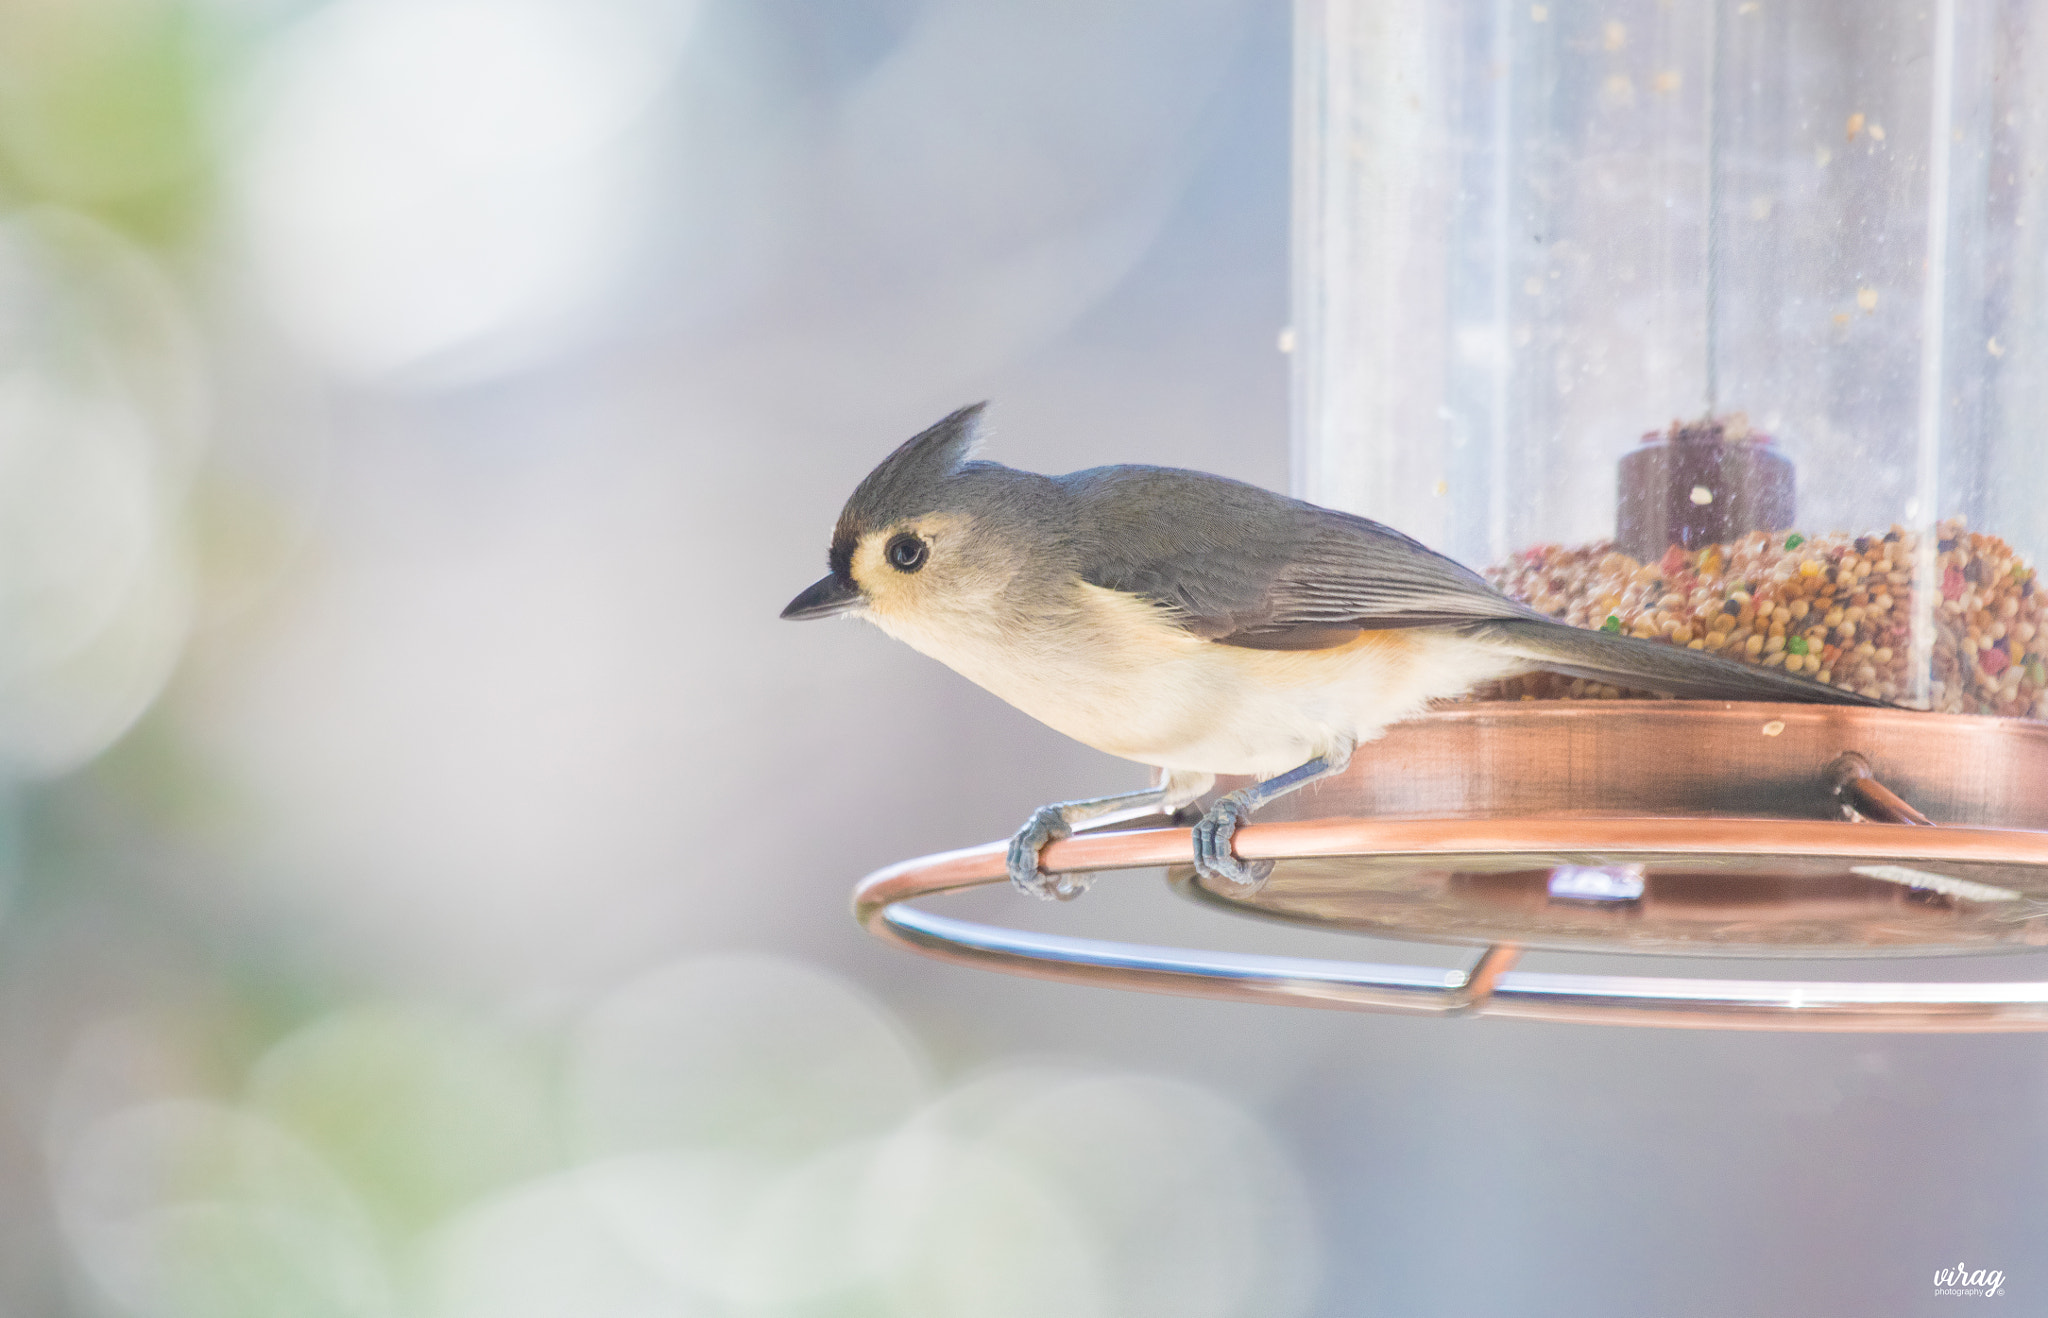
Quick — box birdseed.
[1464,518,2046,718]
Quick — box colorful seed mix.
[1467,518,2046,718]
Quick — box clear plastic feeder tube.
[1294,0,2048,715]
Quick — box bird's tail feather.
[1464,616,1891,707]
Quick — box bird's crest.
[831,404,986,575]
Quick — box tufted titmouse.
[783,404,1884,900]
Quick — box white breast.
[865,582,1524,779]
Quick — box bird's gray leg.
[1008,770,1215,902]
[1007,788,1160,902]
[1191,744,1355,894]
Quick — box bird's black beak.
[781,574,863,620]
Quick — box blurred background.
[1,0,2044,1314]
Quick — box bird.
[782,403,1887,901]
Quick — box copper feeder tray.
[853,704,2048,1032]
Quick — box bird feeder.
[856,0,2048,1029]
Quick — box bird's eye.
[886,533,928,572]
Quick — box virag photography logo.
[1933,1262,2006,1298]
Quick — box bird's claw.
[1007,805,1090,901]
[1191,792,1273,894]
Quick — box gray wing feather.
[1466,617,1888,706]
[1062,464,1889,708]
[1245,520,1537,638]
[1063,465,1532,643]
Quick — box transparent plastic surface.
[1293,0,2048,714]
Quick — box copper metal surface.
[853,825,2048,1031]
[1222,702,2048,827]
[1175,703,2048,956]
[1828,751,1934,825]
[853,703,2048,1030]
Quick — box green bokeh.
[0,0,228,242]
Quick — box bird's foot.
[1007,804,1090,901]
[1191,791,1274,894]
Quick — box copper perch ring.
[853,818,2048,1032]
[853,705,2048,1032]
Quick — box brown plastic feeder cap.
[1617,414,1794,561]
